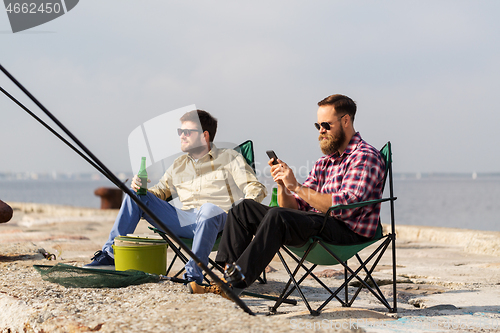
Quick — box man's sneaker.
[84,250,114,267]
[188,281,231,300]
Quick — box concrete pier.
[1,202,499,332]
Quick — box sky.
[1,0,500,182]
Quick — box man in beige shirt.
[86,110,267,285]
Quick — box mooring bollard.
[0,199,13,223]
[94,187,123,209]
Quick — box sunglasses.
[177,128,203,136]
[314,114,347,131]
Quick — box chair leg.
[344,262,348,306]
[350,239,393,310]
[316,237,393,312]
[172,266,186,278]
[272,245,349,316]
[258,270,267,284]
[322,238,394,311]
[270,250,319,316]
[348,250,388,307]
[276,238,396,314]
[168,245,190,279]
[391,233,397,313]
[165,251,179,276]
[166,244,188,276]
[280,246,341,302]
[151,228,191,276]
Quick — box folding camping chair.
[151,140,267,284]
[270,142,397,316]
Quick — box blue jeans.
[103,192,226,284]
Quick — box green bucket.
[113,243,167,275]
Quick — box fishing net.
[33,263,160,288]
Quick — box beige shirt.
[149,145,267,212]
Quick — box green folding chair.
[270,142,397,315]
[151,140,267,284]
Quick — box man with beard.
[189,94,385,296]
[86,110,267,286]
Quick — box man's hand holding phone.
[266,150,299,192]
[266,150,301,209]
[266,150,279,165]
[267,150,283,185]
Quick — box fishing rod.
[0,82,188,281]
[0,78,190,284]
[0,85,110,182]
[0,63,254,315]
[1,84,185,262]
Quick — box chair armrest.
[319,197,397,235]
[326,197,397,214]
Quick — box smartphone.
[266,150,279,165]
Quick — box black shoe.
[84,250,114,267]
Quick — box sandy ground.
[1,202,499,333]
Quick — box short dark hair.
[180,109,218,142]
[318,94,356,121]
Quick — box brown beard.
[318,126,346,155]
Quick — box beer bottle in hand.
[137,157,148,195]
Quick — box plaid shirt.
[295,133,385,238]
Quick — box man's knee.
[261,207,305,234]
[197,203,226,227]
[121,193,138,209]
[241,198,260,207]
[199,203,224,217]
[231,198,261,214]
[266,206,286,219]
[260,207,286,229]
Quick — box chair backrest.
[379,142,392,192]
[234,140,255,172]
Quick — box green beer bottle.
[137,157,148,195]
[269,187,278,207]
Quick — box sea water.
[0,179,115,209]
[380,175,500,232]
[0,174,499,232]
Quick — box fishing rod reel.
[224,262,245,284]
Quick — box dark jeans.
[215,199,370,288]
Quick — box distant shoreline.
[1,171,500,182]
